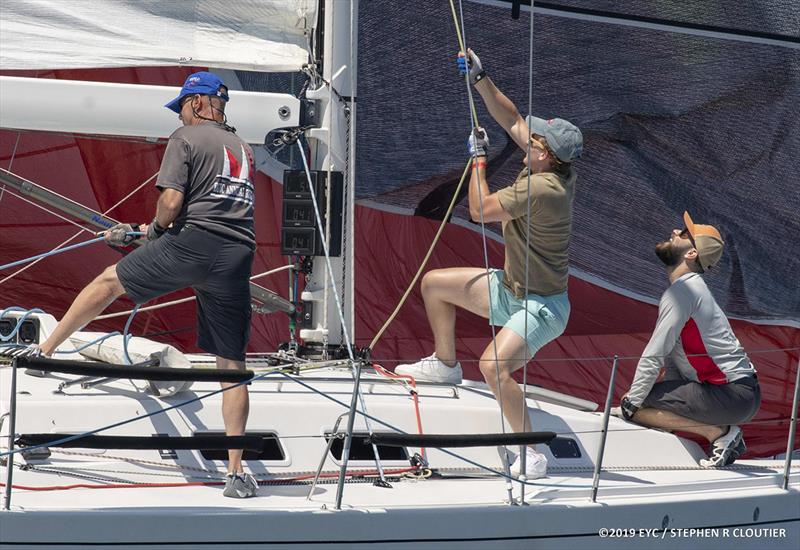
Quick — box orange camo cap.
[683,211,724,270]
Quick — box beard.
[655,240,683,266]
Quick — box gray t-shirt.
[157,121,255,246]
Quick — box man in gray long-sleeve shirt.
[617,212,760,468]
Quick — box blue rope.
[0,232,144,272]
[0,236,106,272]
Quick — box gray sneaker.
[700,426,743,468]
[223,472,258,498]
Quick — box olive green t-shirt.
[495,168,576,297]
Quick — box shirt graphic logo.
[211,145,254,206]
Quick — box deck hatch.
[546,437,582,458]
[194,431,285,461]
[325,433,408,461]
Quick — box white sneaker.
[509,447,548,479]
[394,353,463,384]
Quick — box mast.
[301,0,357,351]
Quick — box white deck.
[2,363,799,549]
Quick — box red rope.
[371,363,427,462]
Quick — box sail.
[0,0,316,72]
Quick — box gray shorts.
[642,376,761,426]
[116,224,254,361]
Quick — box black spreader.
[16,433,265,451]
[365,431,556,448]
[14,356,253,383]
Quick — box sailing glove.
[105,223,141,247]
[146,219,167,241]
[619,396,640,421]
[457,49,487,86]
[468,127,489,158]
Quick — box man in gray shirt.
[617,212,760,467]
[29,72,259,497]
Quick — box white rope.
[94,265,294,321]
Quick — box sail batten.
[0,1,315,72]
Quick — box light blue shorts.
[487,269,570,357]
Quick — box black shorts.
[116,224,254,361]
[642,376,761,426]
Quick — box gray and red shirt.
[627,272,755,407]
[156,121,255,246]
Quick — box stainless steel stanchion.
[591,355,619,503]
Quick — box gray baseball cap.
[526,115,583,163]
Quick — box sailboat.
[1,1,799,548]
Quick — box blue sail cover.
[355,0,800,321]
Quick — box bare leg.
[420,268,491,366]
[632,407,725,442]
[478,327,531,433]
[218,356,249,474]
[39,265,127,356]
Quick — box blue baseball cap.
[526,115,583,163]
[165,71,230,113]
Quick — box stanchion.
[591,355,619,502]
[782,356,800,490]
[3,359,19,510]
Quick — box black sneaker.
[700,426,743,468]
[223,472,258,498]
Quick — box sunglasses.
[679,227,697,248]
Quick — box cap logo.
[547,119,554,125]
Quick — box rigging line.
[367,162,472,350]
[298,134,388,486]
[0,235,106,272]
[520,0,535,501]
[453,0,513,497]
[0,187,95,235]
[279,372,591,489]
[0,171,158,287]
[296,140,382,444]
[370,345,800,364]
[94,265,294,320]
[0,369,283,460]
[0,132,22,207]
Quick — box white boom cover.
[0,0,315,71]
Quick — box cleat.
[394,354,462,384]
[700,426,743,468]
[223,472,258,498]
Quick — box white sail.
[0,0,316,72]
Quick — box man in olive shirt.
[396,50,583,479]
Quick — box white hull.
[2,363,798,549]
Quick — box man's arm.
[461,50,530,152]
[154,188,184,228]
[626,289,692,408]
[469,161,512,223]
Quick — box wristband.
[474,70,487,84]
[147,218,167,241]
